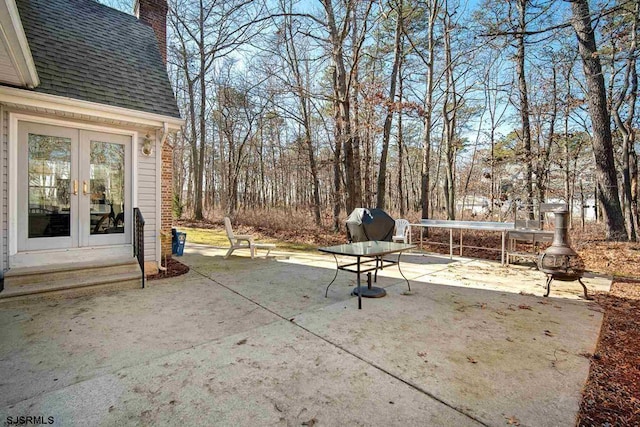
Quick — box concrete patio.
[0,244,610,426]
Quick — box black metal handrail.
[133,207,145,288]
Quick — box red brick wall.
[136,0,168,64]
[161,140,173,257]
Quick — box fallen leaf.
[467,356,478,364]
[236,338,247,345]
[505,415,520,425]
[544,330,554,337]
[302,418,317,426]
[518,304,532,310]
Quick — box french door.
[17,122,132,251]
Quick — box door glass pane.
[28,134,71,238]
[90,141,125,235]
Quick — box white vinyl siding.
[136,133,157,262]
[1,108,7,272]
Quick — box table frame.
[408,220,515,265]
[318,241,416,309]
[506,229,553,264]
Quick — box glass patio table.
[318,241,416,309]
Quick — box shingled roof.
[13,0,181,119]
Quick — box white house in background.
[0,0,184,295]
[456,195,490,217]
[546,198,597,222]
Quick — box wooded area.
[104,0,640,241]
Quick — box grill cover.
[345,208,395,242]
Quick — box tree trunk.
[420,0,439,220]
[570,0,628,240]
[332,65,343,231]
[442,6,456,220]
[194,0,207,220]
[376,0,404,210]
[397,46,405,216]
[322,0,360,214]
[610,0,638,241]
[516,0,533,219]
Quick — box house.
[456,195,490,218]
[0,0,184,295]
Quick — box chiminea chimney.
[134,0,168,64]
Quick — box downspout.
[157,122,170,272]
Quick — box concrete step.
[4,258,139,287]
[1,259,143,302]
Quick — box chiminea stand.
[543,273,591,300]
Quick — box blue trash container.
[176,232,187,256]
[171,228,178,254]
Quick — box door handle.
[83,181,88,195]
[73,180,78,195]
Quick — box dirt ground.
[174,218,640,425]
[147,257,190,280]
[576,280,640,426]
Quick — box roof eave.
[0,0,39,88]
[0,85,185,130]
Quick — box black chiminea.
[537,207,591,299]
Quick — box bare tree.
[609,0,638,240]
[376,0,404,210]
[569,0,627,240]
[514,0,534,218]
[169,0,265,219]
[277,6,323,225]
[321,0,368,214]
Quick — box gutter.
[0,86,184,129]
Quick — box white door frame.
[17,122,79,251]
[80,129,132,247]
[9,113,139,256]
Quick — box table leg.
[357,256,362,309]
[420,227,424,250]
[501,231,506,265]
[374,257,379,282]
[397,252,411,292]
[460,230,463,256]
[324,254,340,297]
[449,229,453,259]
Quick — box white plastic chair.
[224,217,275,259]
[392,219,410,243]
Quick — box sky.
[96,0,134,14]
